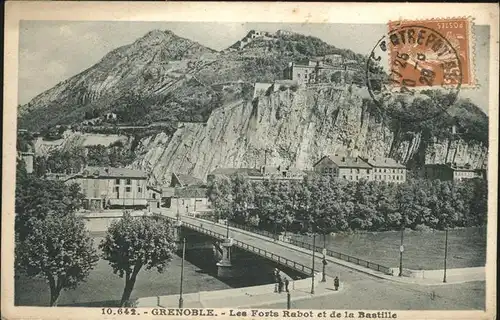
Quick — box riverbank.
[288,226,486,270]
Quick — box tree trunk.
[120,267,140,307]
[48,276,61,307]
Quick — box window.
[153,193,156,199]
[114,186,119,193]
[115,179,120,185]
[393,169,396,173]
[384,169,387,173]
[138,187,142,193]
[126,186,131,192]
[350,176,353,180]
[126,178,131,185]
[356,169,360,174]
[350,169,353,173]
[356,176,359,180]
[343,175,346,179]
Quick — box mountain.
[20,29,488,185]
[18,30,219,129]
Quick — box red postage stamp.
[387,17,474,88]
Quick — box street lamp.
[443,228,448,283]
[311,233,316,294]
[399,220,405,277]
[179,237,186,308]
[321,232,327,282]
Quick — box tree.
[15,214,99,306]
[15,176,85,241]
[99,214,177,306]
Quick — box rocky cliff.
[131,84,488,185]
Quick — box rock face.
[131,84,488,185]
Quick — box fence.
[210,218,392,275]
[163,216,314,276]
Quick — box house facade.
[283,61,345,85]
[364,157,407,183]
[313,155,372,181]
[424,164,484,181]
[162,172,209,213]
[65,166,148,211]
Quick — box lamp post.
[443,228,448,283]
[178,237,186,308]
[311,233,316,294]
[321,233,327,282]
[399,219,405,277]
[226,215,230,239]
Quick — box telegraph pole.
[443,228,448,283]
[179,238,186,308]
[311,233,316,294]
[399,220,404,277]
[321,233,327,282]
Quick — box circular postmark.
[366,24,463,123]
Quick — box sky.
[18,21,490,113]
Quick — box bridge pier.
[216,238,235,278]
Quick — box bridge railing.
[164,216,315,276]
[209,218,392,275]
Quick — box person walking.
[334,276,340,291]
[273,268,279,293]
[277,271,283,293]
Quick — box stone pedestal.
[216,238,234,278]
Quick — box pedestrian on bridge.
[334,276,340,291]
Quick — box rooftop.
[364,157,406,169]
[208,167,263,177]
[69,166,147,179]
[328,155,372,169]
[425,163,480,171]
[174,187,208,198]
[172,173,204,187]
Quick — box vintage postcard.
[2,2,498,320]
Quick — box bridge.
[163,211,392,282]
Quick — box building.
[161,173,208,212]
[283,60,346,85]
[147,186,162,211]
[65,166,148,211]
[207,166,304,183]
[313,155,372,181]
[170,172,204,188]
[424,163,484,181]
[170,186,210,214]
[207,168,262,183]
[364,157,407,183]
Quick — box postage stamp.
[366,18,476,122]
[388,17,474,88]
